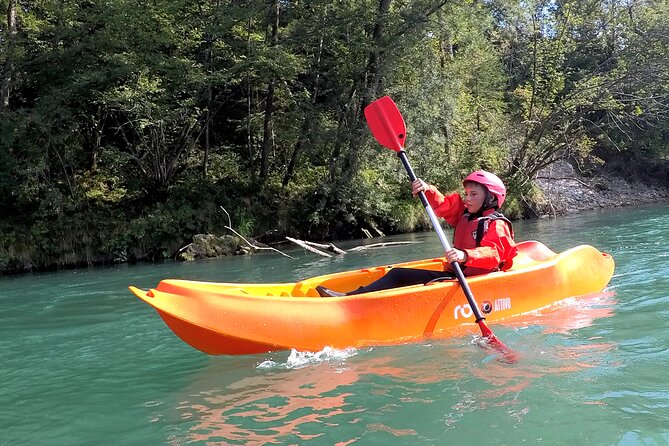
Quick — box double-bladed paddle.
[364,95,517,363]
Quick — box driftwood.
[286,237,418,257]
[301,240,347,255]
[177,243,192,254]
[220,205,415,260]
[286,237,333,257]
[368,221,385,237]
[347,241,418,251]
[220,206,295,259]
[226,226,295,259]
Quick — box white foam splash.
[257,346,358,369]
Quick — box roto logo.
[453,304,474,320]
[453,298,512,319]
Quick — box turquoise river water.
[2,203,669,445]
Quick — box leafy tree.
[2,0,669,272]
[493,0,669,198]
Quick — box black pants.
[348,268,454,295]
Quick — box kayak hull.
[129,241,615,355]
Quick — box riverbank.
[138,163,669,264]
[533,160,669,217]
[2,159,667,275]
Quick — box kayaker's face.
[463,182,486,213]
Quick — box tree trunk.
[246,13,253,161]
[283,33,324,187]
[2,0,17,110]
[203,0,221,177]
[362,0,391,107]
[283,116,310,187]
[260,0,279,181]
[204,83,211,177]
[339,0,391,183]
[203,31,213,178]
[260,80,275,180]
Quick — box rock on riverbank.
[176,234,258,261]
[533,160,669,216]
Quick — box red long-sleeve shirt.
[424,186,517,273]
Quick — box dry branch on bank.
[227,226,295,259]
[347,242,418,251]
[218,205,417,261]
[285,237,334,257]
[285,237,418,257]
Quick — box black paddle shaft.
[396,150,487,323]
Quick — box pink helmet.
[463,170,507,207]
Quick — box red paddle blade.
[364,96,407,152]
[477,321,518,364]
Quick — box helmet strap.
[482,189,499,211]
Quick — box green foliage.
[2,0,669,272]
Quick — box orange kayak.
[129,241,614,355]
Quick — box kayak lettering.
[453,298,512,319]
[454,304,474,320]
[494,297,511,311]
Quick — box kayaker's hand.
[412,178,429,197]
[445,248,467,264]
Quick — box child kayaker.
[316,170,518,297]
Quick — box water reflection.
[505,291,617,334]
[170,343,492,444]
[164,290,619,444]
[176,352,435,444]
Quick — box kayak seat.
[509,241,557,270]
[516,240,556,261]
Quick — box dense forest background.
[1,0,668,273]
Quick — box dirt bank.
[533,160,669,216]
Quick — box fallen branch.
[296,240,347,255]
[221,204,417,259]
[368,221,385,237]
[286,237,332,257]
[219,206,233,227]
[219,206,295,259]
[225,226,295,259]
[176,243,193,254]
[285,237,418,256]
[348,241,418,251]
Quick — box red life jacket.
[451,210,514,275]
[453,210,514,249]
